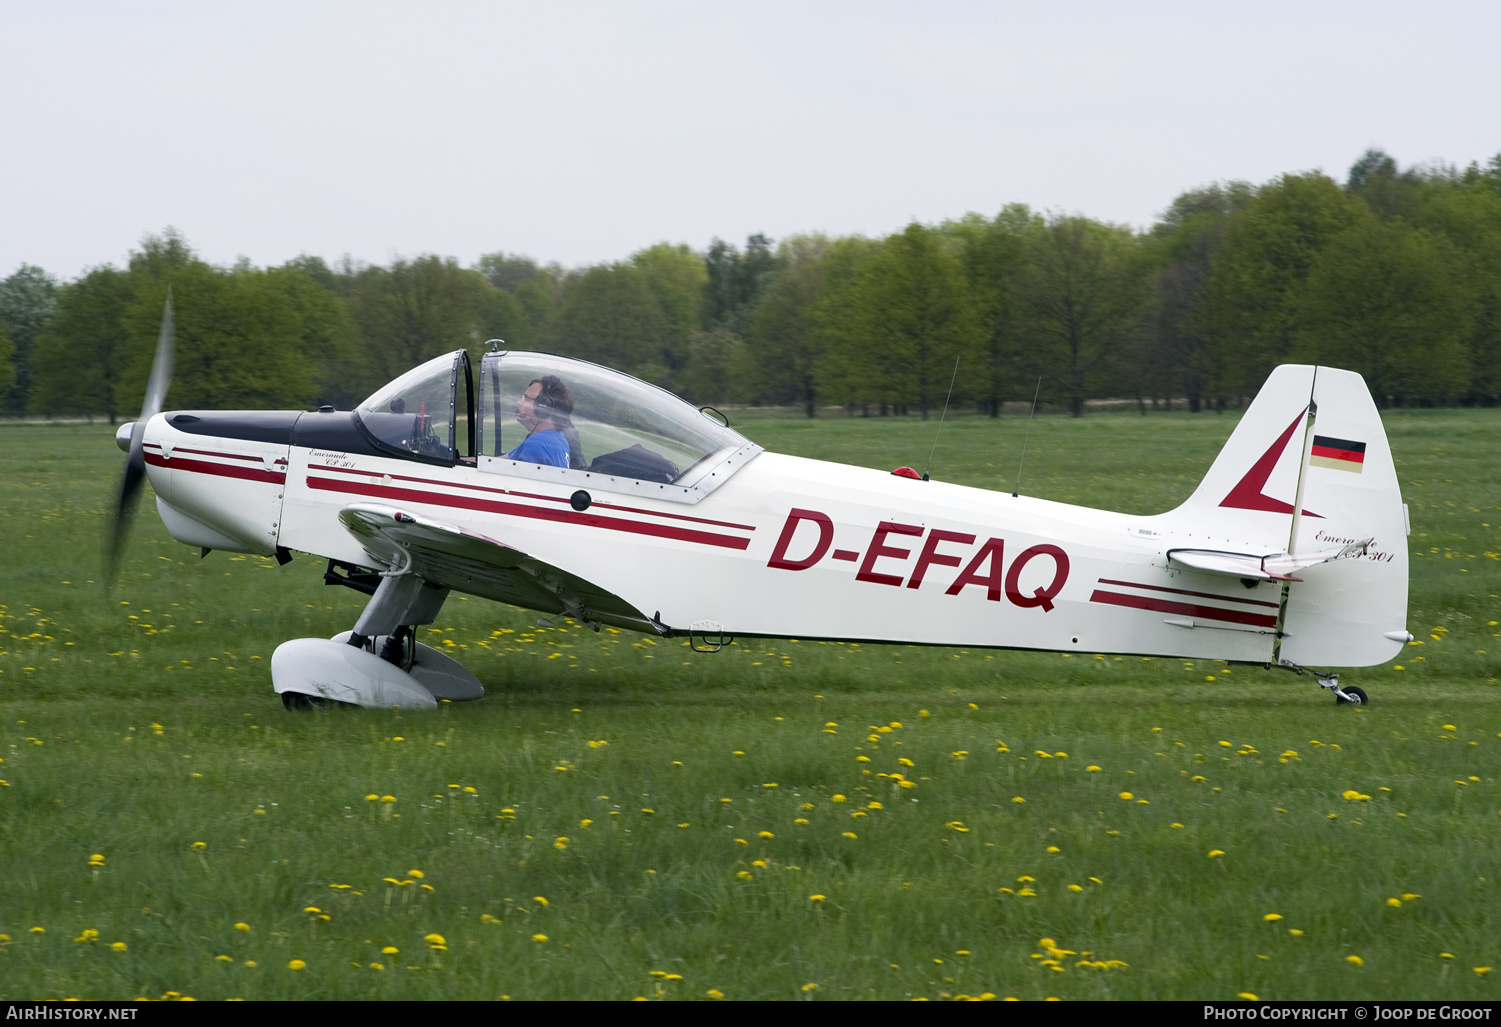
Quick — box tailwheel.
[1335,685,1368,706]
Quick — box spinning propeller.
[107,290,174,582]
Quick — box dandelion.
[841,832,857,839]
[1289,929,1304,937]
[1046,845,1060,853]
[1086,765,1101,772]
[553,837,569,850]
[831,794,847,803]
[801,982,818,992]
[1012,796,1026,804]
[1119,791,1133,800]
[1346,955,1364,967]
[759,831,774,840]
[1239,993,1259,1001]
[1387,898,1402,907]
[191,841,206,851]
[534,896,549,906]
[1263,914,1283,922]
[1208,849,1225,858]
[1068,884,1083,892]
[380,795,396,803]
[532,934,547,943]
[288,959,306,971]
[706,989,725,1000]
[1477,967,1493,976]
[382,946,399,955]
[234,922,250,932]
[110,942,127,952]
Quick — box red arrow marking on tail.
[1219,408,1321,517]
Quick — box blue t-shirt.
[508,429,569,467]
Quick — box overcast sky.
[4,0,1499,281]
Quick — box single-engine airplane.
[110,304,1411,710]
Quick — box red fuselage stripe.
[1089,589,1278,628]
[1095,577,1280,609]
[307,463,756,532]
[145,452,286,484]
[307,476,751,550]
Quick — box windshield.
[356,351,470,463]
[478,351,748,486]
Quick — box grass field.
[1,408,1498,1001]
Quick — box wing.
[337,501,660,634]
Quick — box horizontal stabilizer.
[1168,539,1371,582]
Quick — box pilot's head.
[516,375,573,434]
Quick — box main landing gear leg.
[1280,661,1368,705]
[272,572,484,709]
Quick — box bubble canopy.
[353,349,760,503]
[476,350,760,503]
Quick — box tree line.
[4,148,1499,423]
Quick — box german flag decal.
[1310,435,1366,473]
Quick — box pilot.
[508,375,574,468]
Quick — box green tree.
[682,327,744,405]
[631,243,708,382]
[268,263,360,407]
[344,256,492,393]
[1011,215,1147,417]
[945,205,1034,415]
[551,263,670,383]
[745,235,874,416]
[703,234,782,337]
[1416,172,1501,402]
[1294,218,1473,404]
[0,264,60,414]
[0,321,15,401]
[1201,174,1366,396]
[826,223,981,418]
[119,260,321,410]
[1147,183,1253,411]
[27,265,136,421]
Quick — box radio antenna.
[922,356,961,481]
[1013,377,1042,498]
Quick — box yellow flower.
[1208,849,1225,858]
[532,934,547,943]
[1119,791,1133,800]
[898,758,914,767]
[379,795,396,803]
[288,959,306,971]
[758,831,774,840]
[1068,884,1083,892]
[554,837,569,849]
[408,869,424,879]
[382,946,399,955]
[1346,955,1364,967]
[801,982,818,992]
[111,942,127,952]
[1046,846,1060,853]
[706,989,725,1000]
[364,794,378,801]
[831,794,846,803]
[1476,967,1493,976]
[1289,929,1304,937]
[534,896,549,906]
[734,838,748,846]
[1387,898,1402,907]
[809,894,826,902]
[1263,913,1283,921]
[1239,993,1259,1001]
[842,832,858,839]
[191,841,206,851]
[234,922,250,932]
[1011,796,1026,804]
[1086,765,1101,772]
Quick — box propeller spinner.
[107,290,175,582]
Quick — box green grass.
[1,409,1498,1000]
